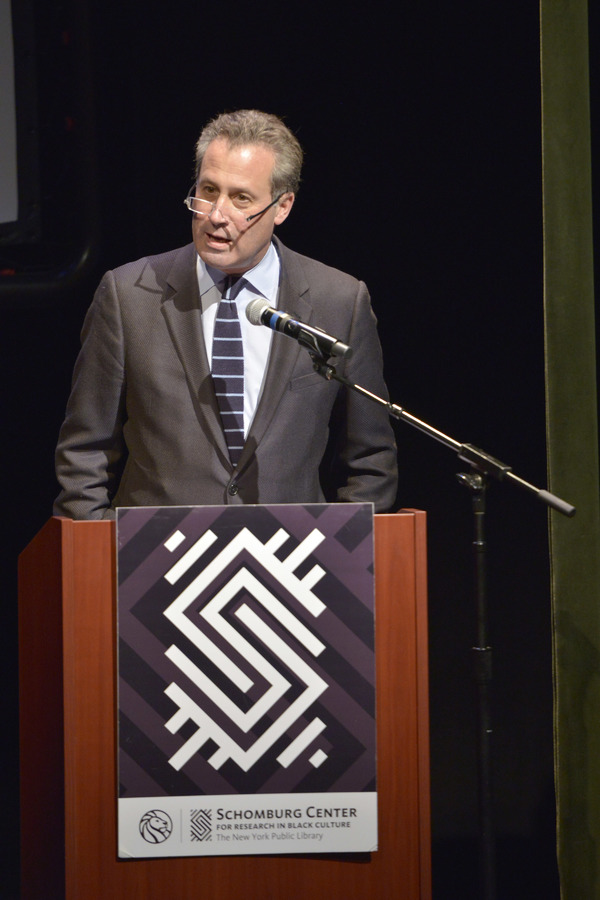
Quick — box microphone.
[245,298,352,359]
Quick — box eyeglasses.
[183,189,284,222]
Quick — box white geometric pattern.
[161,526,330,772]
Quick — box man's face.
[192,138,294,275]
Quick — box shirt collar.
[196,242,279,302]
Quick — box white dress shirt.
[196,243,280,437]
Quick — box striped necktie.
[212,275,244,465]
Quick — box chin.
[198,247,232,266]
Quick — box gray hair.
[194,109,303,197]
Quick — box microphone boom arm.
[309,352,575,517]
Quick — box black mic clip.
[309,353,337,381]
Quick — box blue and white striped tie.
[212,276,244,465]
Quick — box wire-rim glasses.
[183,188,284,222]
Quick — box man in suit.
[53,110,397,519]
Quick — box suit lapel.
[241,238,313,455]
[160,244,230,462]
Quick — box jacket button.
[228,483,239,496]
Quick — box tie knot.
[223,275,242,299]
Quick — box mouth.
[205,231,231,247]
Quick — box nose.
[208,200,230,225]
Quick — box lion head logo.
[139,809,173,844]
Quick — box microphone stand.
[309,351,575,900]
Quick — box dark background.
[4,1,592,896]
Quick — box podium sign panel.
[116,503,377,857]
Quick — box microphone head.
[245,297,270,326]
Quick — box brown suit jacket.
[53,238,398,518]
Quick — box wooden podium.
[19,511,431,899]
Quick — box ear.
[273,192,295,226]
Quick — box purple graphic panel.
[117,503,376,800]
